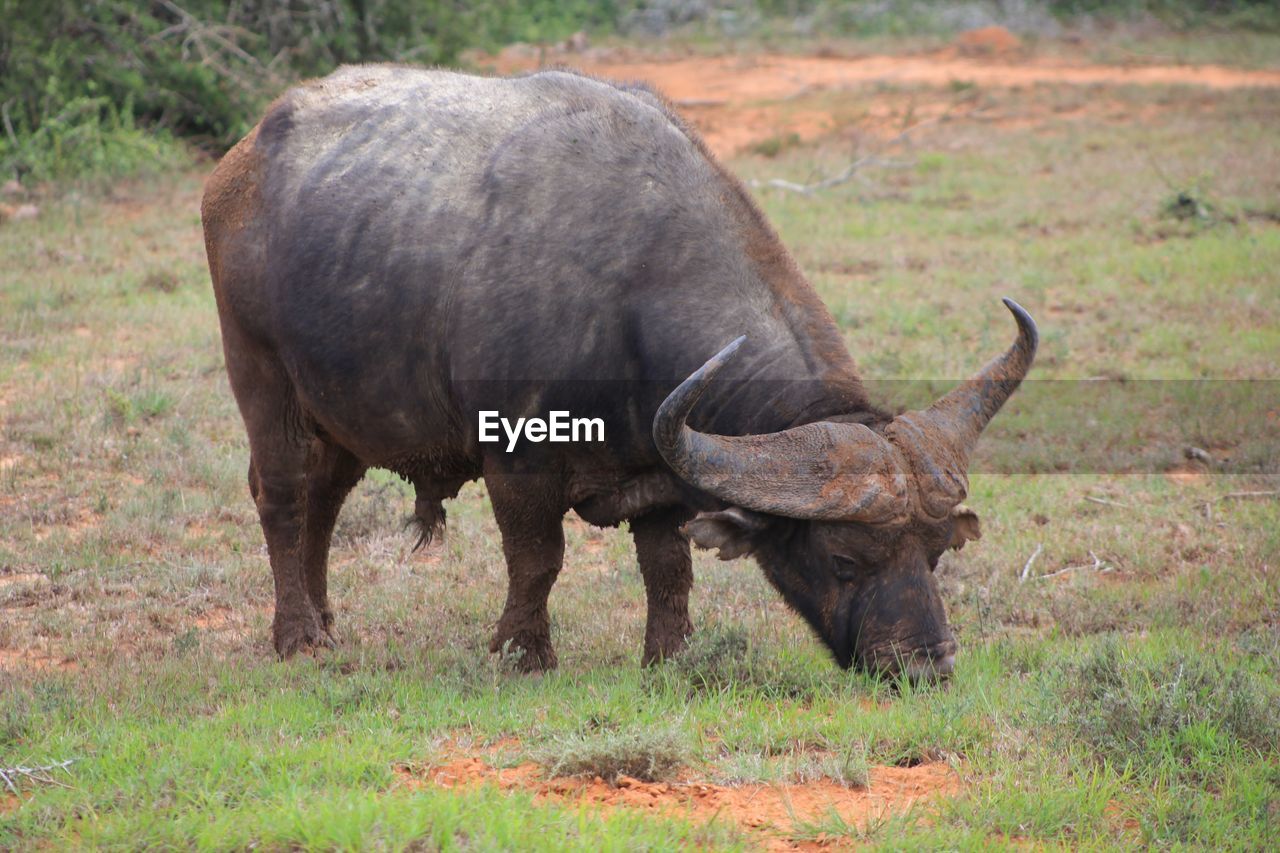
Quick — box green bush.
[1,93,185,187]
[0,0,631,185]
[3,1,1276,185]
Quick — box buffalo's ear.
[681,508,769,560]
[949,504,982,550]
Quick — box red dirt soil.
[477,37,1280,158]
[396,752,960,847]
[954,26,1023,58]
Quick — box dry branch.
[1019,543,1043,583]
[1035,551,1112,581]
[1217,491,1279,502]
[0,759,75,794]
[1084,495,1131,509]
[749,115,941,196]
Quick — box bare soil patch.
[0,572,47,590]
[1165,464,1209,486]
[0,647,77,673]
[397,750,959,846]
[479,45,1280,157]
[955,26,1023,58]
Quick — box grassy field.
[2,48,1279,849]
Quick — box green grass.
[3,53,1280,850]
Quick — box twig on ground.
[1084,495,1131,508]
[749,115,941,196]
[1217,491,1279,502]
[1035,551,1111,581]
[0,759,76,794]
[1200,490,1279,520]
[1019,543,1043,583]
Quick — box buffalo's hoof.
[273,609,335,658]
[490,632,558,672]
[642,619,693,666]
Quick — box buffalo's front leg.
[632,507,695,665]
[485,470,565,672]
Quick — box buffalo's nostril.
[901,642,957,683]
[903,653,953,683]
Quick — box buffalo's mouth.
[857,636,958,683]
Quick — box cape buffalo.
[201,65,1037,680]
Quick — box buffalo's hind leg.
[302,439,366,634]
[485,470,565,672]
[246,435,331,657]
[632,507,696,665]
[224,332,330,656]
[242,410,363,652]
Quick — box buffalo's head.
[653,299,1037,681]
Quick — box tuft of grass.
[748,131,802,158]
[538,727,689,784]
[794,742,870,788]
[1061,639,1280,783]
[141,269,180,294]
[672,623,761,693]
[104,386,175,427]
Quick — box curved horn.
[889,298,1039,517]
[652,335,747,460]
[653,337,910,523]
[925,298,1038,448]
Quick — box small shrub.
[1160,188,1219,225]
[538,726,688,783]
[672,623,761,692]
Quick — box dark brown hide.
[201,65,1037,677]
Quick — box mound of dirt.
[398,752,961,846]
[954,26,1023,57]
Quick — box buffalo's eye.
[832,553,867,581]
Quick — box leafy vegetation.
[0,0,631,183]
[3,1,1279,185]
